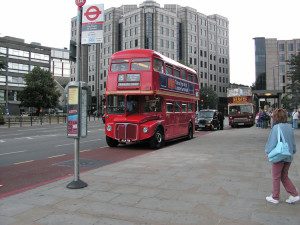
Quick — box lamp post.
[272,65,279,91]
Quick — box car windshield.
[199,111,214,118]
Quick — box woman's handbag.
[268,126,291,163]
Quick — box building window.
[288,43,294,51]
[279,43,285,51]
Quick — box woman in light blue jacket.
[265,108,299,204]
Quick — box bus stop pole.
[67,4,87,189]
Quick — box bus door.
[165,102,175,139]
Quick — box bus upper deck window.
[166,65,172,75]
[181,69,187,80]
[174,69,180,77]
[188,73,193,82]
[131,58,150,71]
[153,58,164,73]
[111,59,129,72]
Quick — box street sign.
[84,6,101,22]
[75,0,86,8]
[81,4,104,44]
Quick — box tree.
[199,86,218,109]
[19,67,60,115]
[286,53,300,109]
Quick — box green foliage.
[281,95,293,110]
[286,53,300,108]
[199,86,218,109]
[19,67,61,112]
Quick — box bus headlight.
[107,125,112,131]
[143,127,148,133]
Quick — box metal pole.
[67,5,87,189]
[272,67,275,91]
[5,54,9,115]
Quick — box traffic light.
[69,40,77,62]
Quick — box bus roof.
[111,49,197,74]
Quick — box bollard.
[57,115,59,124]
[49,115,51,124]
[20,116,22,127]
[8,117,10,128]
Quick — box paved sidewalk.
[0,126,300,225]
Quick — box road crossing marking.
[48,154,66,159]
[14,160,34,165]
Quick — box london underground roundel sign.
[75,0,86,8]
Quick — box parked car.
[196,109,219,131]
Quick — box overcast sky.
[1,0,299,86]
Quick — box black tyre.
[149,128,164,149]
[106,136,119,147]
[187,123,193,140]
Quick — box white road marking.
[0,140,5,143]
[14,160,34,165]
[17,128,48,132]
[55,139,102,147]
[48,154,66,159]
[14,134,58,140]
[0,150,27,156]
[80,149,91,152]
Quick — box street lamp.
[272,65,279,91]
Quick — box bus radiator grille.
[115,123,137,141]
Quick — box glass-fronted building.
[254,37,300,93]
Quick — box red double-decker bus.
[104,49,199,149]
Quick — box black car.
[196,109,219,131]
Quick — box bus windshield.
[229,105,253,115]
[107,95,162,115]
[107,95,125,114]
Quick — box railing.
[1,114,103,128]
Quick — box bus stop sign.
[75,0,86,8]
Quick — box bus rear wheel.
[106,136,119,147]
[149,129,164,149]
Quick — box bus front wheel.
[106,136,119,147]
[149,129,164,149]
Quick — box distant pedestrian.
[264,108,299,204]
[217,111,224,130]
[292,109,299,129]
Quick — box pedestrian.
[292,109,299,129]
[265,108,299,204]
[217,111,225,130]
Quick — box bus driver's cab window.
[126,95,139,113]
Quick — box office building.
[70,0,230,113]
